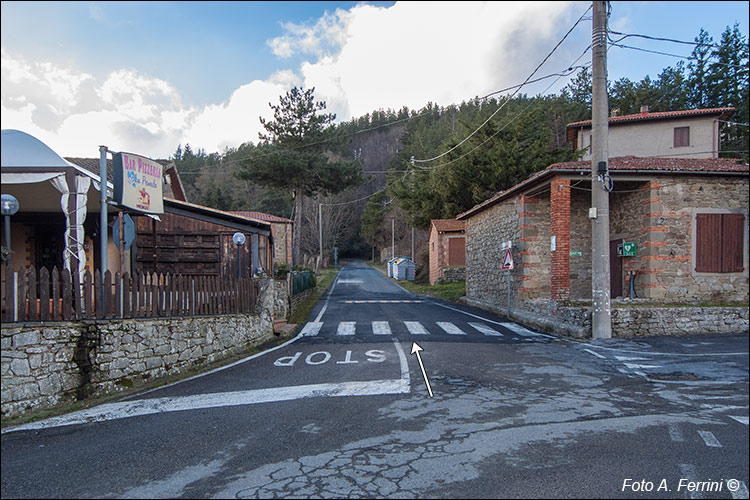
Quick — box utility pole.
[319,203,323,268]
[391,217,396,259]
[411,226,415,260]
[591,0,612,338]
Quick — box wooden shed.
[135,198,273,278]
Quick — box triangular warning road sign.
[501,248,514,270]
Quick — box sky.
[1,1,748,160]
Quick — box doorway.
[610,239,623,298]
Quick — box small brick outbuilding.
[428,219,466,285]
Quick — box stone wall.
[465,193,521,308]
[639,176,749,303]
[2,279,278,419]
[436,267,465,285]
[463,295,748,339]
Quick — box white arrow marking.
[410,342,434,398]
[728,415,749,425]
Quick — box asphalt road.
[2,260,748,499]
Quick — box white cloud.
[181,72,301,153]
[268,9,352,59]
[1,1,584,159]
[296,1,582,120]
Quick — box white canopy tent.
[1,129,112,281]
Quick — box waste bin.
[394,257,416,281]
[387,257,398,278]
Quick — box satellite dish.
[232,232,246,246]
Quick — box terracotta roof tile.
[549,155,749,173]
[431,218,465,232]
[231,211,293,224]
[566,107,735,129]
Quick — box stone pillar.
[550,177,571,301]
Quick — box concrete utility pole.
[591,0,612,338]
[319,203,323,267]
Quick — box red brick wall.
[550,178,571,300]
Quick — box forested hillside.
[173,23,748,259]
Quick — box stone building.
[232,211,293,266]
[428,219,466,285]
[456,156,749,337]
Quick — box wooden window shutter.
[721,213,745,273]
[674,127,690,147]
[695,213,722,272]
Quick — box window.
[695,213,745,273]
[674,126,690,148]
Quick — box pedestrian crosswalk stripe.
[372,321,392,335]
[337,321,356,336]
[344,300,424,303]
[468,322,503,337]
[502,323,539,337]
[436,322,466,335]
[300,322,323,336]
[404,321,429,335]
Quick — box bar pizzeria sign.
[113,152,164,214]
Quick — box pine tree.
[237,87,364,265]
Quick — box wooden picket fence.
[1,266,259,323]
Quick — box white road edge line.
[3,338,412,435]
[426,300,555,339]
[583,348,606,359]
[728,415,749,425]
[314,269,341,323]
[579,343,747,357]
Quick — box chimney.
[640,105,649,116]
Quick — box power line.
[607,41,748,69]
[411,3,592,165]
[412,45,593,172]
[607,29,722,49]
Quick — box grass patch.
[288,266,340,325]
[367,260,466,303]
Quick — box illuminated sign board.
[113,152,164,214]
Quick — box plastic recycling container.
[394,257,416,281]
[387,257,399,278]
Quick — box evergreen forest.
[172,24,748,261]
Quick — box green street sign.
[622,241,637,257]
